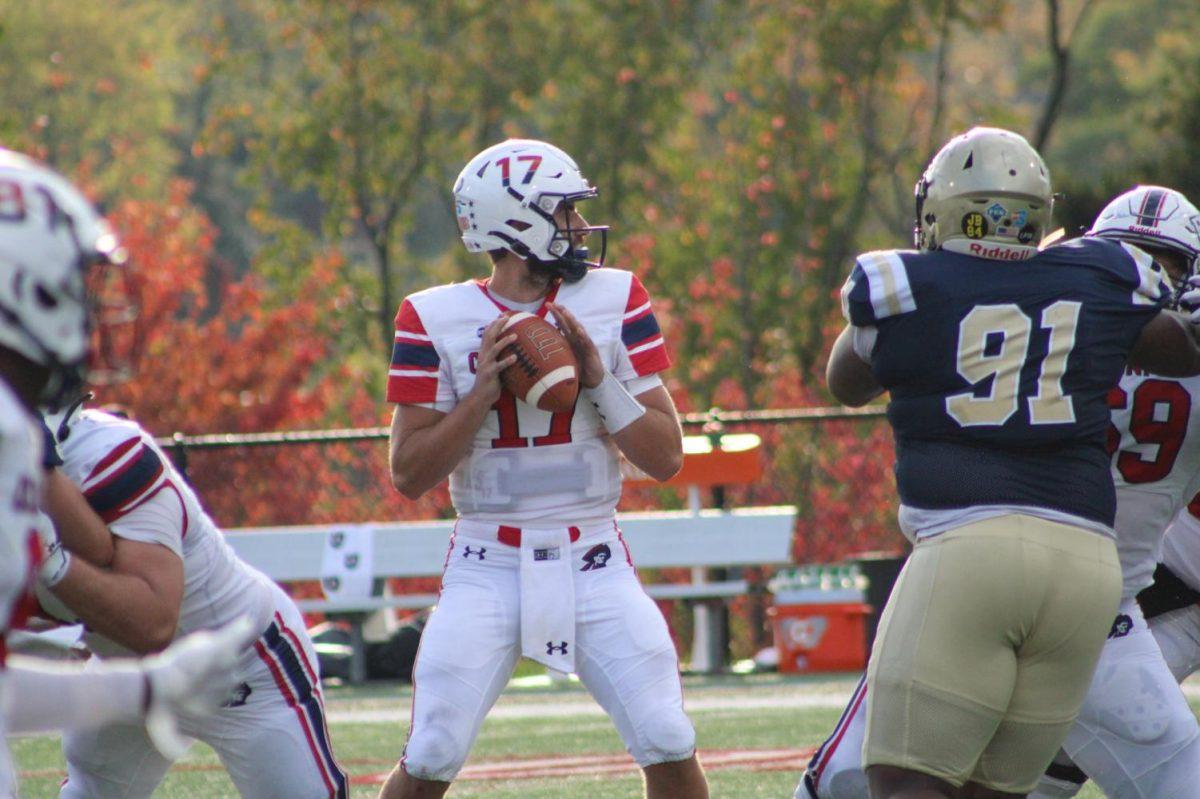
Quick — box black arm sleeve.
[1137,563,1200,621]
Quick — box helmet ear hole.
[35,284,59,309]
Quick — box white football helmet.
[1087,186,1200,279]
[0,149,124,405]
[452,139,608,281]
[914,126,1053,261]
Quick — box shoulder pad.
[841,249,918,325]
[60,411,167,522]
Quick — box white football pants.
[401,528,697,782]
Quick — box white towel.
[519,528,576,673]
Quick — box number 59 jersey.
[842,237,1169,530]
[1109,371,1200,597]
[386,268,670,526]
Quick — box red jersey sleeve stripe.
[388,298,440,403]
[394,299,428,335]
[629,338,670,375]
[621,274,670,375]
[624,274,651,313]
[387,374,439,404]
[83,442,167,523]
[85,437,141,483]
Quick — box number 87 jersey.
[841,236,1170,533]
[386,268,669,526]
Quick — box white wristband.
[40,538,72,588]
[584,371,646,434]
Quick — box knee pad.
[629,705,696,766]
[1091,669,1178,745]
[402,722,471,783]
[822,768,870,799]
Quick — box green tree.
[0,1,182,197]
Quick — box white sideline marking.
[326,687,857,724]
[327,675,1200,725]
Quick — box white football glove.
[33,511,71,587]
[31,512,80,624]
[140,616,255,759]
[1177,274,1200,322]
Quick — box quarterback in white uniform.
[800,186,1200,799]
[0,148,251,799]
[41,404,348,799]
[380,139,708,799]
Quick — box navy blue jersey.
[841,237,1170,526]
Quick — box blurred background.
[2,0,1197,658]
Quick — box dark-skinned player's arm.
[826,325,885,407]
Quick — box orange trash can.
[769,598,871,673]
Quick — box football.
[499,312,579,412]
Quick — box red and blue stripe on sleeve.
[387,299,441,404]
[622,275,670,376]
[81,437,167,523]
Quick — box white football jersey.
[1109,369,1200,597]
[0,380,41,648]
[57,409,278,655]
[387,268,670,525]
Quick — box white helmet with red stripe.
[1088,186,1200,280]
[452,139,608,282]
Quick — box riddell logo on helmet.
[968,242,1034,260]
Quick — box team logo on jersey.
[330,531,346,548]
[322,576,341,592]
[962,212,988,239]
[222,682,253,708]
[581,543,611,571]
[534,547,560,562]
[344,553,359,570]
[546,641,569,655]
[986,202,1007,223]
[463,546,486,560]
[1108,613,1134,639]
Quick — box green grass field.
[10,671,1151,798]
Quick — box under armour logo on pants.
[463,546,486,560]
[546,641,568,655]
